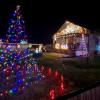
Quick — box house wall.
[53,33,100,56]
[0,43,43,51]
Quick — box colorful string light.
[6,5,27,43]
[0,47,42,97]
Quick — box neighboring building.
[53,21,100,57]
[0,42,43,52]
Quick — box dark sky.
[0,0,99,44]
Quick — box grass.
[63,56,100,69]
[38,53,100,89]
[38,53,64,70]
[40,53,64,60]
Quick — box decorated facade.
[53,21,99,57]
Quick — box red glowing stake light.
[60,82,64,91]
[4,90,8,95]
[48,68,51,76]
[49,89,55,100]
[61,75,64,82]
[55,70,59,78]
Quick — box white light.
[8,45,11,48]
[58,21,87,35]
[16,5,20,10]
[75,51,88,57]
[61,44,68,50]
[20,40,27,44]
[55,43,60,49]
[35,48,39,53]
[39,45,42,52]
[17,44,20,48]
[54,35,57,41]
[65,21,70,24]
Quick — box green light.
[9,90,13,94]
[28,44,32,48]
[0,49,3,52]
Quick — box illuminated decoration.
[61,44,68,50]
[76,34,88,56]
[28,44,32,48]
[6,5,28,43]
[7,45,11,48]
[20,40,27,44]
[56,21,87,36]
[48,68,52,76]
[96,45,100,53]
[49,89,55,100]
[55,43,60,49]
[40,66,66,98]
[54,35,57,41]
[96,37,100,53]
[33,47,42,58]
[41,66,45,73]
[17,44,21,48]
[54,70,59,78]
[0,48,42,96]
[35,48,39,53]
[53,21,89,53]
[60,82,64,91]
[61,75,64,82]
[35,46,42,53]
[38,45,42,52]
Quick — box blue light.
[13,13,16,16]
[17,79,23,84]
[16,72,22,77]
[96,45,100,52]
[12,87,18,93]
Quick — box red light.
[61,75,64,82]
[59,82,64,95]
[6,69,10,75]
[41,66,44,72]
[60,82,64,91]
[4,90,8,95]
[48,68,51,76]
[55,71,59,78]
[49,89,55,100]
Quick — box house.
[53,21,100,57]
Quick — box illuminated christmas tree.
[0,48,42,97]
[6,5,27,43]
[76,34,88,56]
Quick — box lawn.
[38,53,100,90]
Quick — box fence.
[56,82,100,100]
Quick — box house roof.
[55,21,88,36]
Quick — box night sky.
[0,0,99,44]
